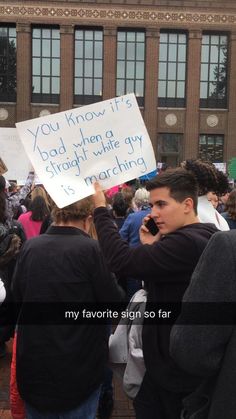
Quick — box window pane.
[42,77,50,93]
[116,79,125,96]
[136,80,144,97]
[75,78,83,94]
[42,39,50,57]
[52,29,60,39]
[178,44,186,62]
[32,76,40,93]
[94,79,102,95]
[32,58,41,76]
[178,34,186,44]
[127,43,135,60]
[177,63,185,80]
[42,58,50,76]
[52,40,60,58]
[117,61,125,78]
[136,43,145,59]
[168,63,176,80]
[159,62,167,79]
[94,42,102,59]
[117,42,125,59]
[94,60,102,77]
[118,32,126,41]
[177,81,185,98]
[127,32,135,42]
[52,77,59,94]
[52,59,60,76]
[209,82,215,96]
[33,39,41,56]
[136,61,144,79]
[159,44,167,61]
[201,45,209,63]
[160,33,168,43]
[85,41,93,58]
[95,31,103,41]
[42,29,51,39]
[169,34,177,43]
[201,63,208,81]
[158,80,166,97]
[126,79,134,93]
[85,31,93,40]
[137,32,145,42]
[200,82,208,98]
[126,61,135,78]
[75,41,83,59]
[209,64,217,81]
[211,35,220,45]
[168,44,177,61]
[85,60,93,77]
[84,78,92,94]
[33,28,41,38]
[75,60,83,77]
[210,45,219,63]
[167,81,176,97]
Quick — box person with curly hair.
[221,189,236,229]
[182,159,229,231]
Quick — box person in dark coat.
[93,168,218,419]
[12,196,124,419]
[170,230,236,419]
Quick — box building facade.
[1,0,236,167]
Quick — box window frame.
[74,27,103,106]
[0,24,17,103]
[158,31,187,108]
[32,26,60,104]
[116,28,145,107]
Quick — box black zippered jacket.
[12,225,124,412]
[94,207,218,393]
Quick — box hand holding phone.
[145,218,159,236]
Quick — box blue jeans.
[25,387,101,419]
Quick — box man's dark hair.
[183,159,229,196]
[146,168,198,214]
[0,176,6,192]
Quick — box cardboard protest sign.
[0,128,31,182]
[16,94,156,208]
[0,157,8,175]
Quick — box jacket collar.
[46,225,89,237]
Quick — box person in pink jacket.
[18,195,50,239]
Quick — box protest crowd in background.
[1,159,236,419]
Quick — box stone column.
[144,28,159,155]
[60,25,74,111]
[16,23,31,122]
[184,30,202,159]
[225,32,236,162]
[102,27,117,100]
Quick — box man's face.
[149,187,190,235]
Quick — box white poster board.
[213,162,227,174]
[16,94,156,208]
[0,128,31,182]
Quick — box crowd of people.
[0,159,236,419]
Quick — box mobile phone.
[145,218,159,236]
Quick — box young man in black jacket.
[93,168,218,419]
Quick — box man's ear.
[84,215,93,233]
[183,197,194,213]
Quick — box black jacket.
[170,231,236,418]
[94,207,218,393]
[12,225,124,412]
